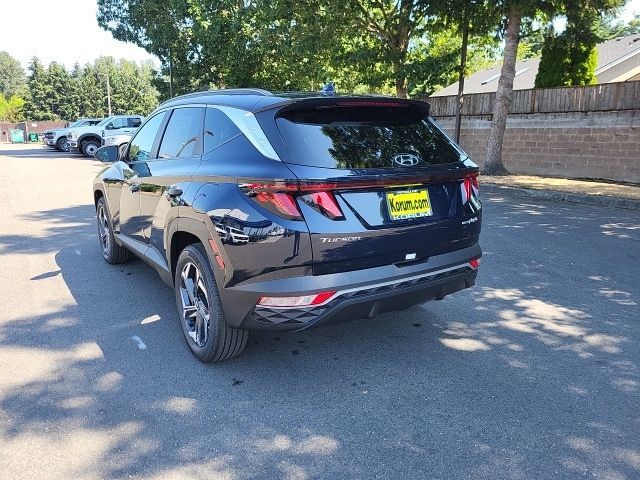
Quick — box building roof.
[432,34,640,97]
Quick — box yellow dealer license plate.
[386,189,433,220]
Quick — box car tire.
[175,244,248,362]
[56,137,69,152]
[82,139,101,157]
[96,196,133,264]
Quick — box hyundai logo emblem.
[393,153,421,167]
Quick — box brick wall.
[433,110,640,183]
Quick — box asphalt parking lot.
[0,143,638,480]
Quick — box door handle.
[166,186,183,197]
[129,183,140,192]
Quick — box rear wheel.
[175,244,248,362]
[82,139,101,157]
[96,196,133,264]
[56,137,69,152]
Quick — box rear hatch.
[260,97,480,275]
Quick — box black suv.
[93,89,482,362]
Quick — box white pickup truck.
[67,115,143,157]
[43,118,102,152]
[102,132,133,148]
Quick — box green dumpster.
[9,129,24,143]
[29,132,39,142]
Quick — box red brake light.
[300,191,344,220]
[254,191,301,219]
[335,101,408,108]
[469,258,480,269]
[240,183,303,220]
[461,173,479,204]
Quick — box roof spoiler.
[272,96,430,118]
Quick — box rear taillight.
[257,291,336,308]
[300,191,344,220]
[461,174,480,207]
[240,183,303,220]
[240,182,345,221]
[254,191,302,220]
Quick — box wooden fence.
[425,80,640,117]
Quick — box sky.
[0,0,159,69]
[1,0,639,71]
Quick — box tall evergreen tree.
[24,57,55,121]
[535,7,601,88]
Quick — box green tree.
[597,11,640,39]
[23,57,56,121]
[96,0,502,98]
[0,51,26,98]
[0,95,25,121]
[484,0,623,175]
[535,6,602,88]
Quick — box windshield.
[276,105,465,169]
[96,117,113,127]
[68,120,82,128]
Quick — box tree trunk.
[395,75,408,98]
[484,4,522,175]
[454,2,470,143]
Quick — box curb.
[483,184,640,210]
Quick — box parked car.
[102,132,133,148]
[92,89,482,362]
[68,115,143,157]
[44,118,102,152]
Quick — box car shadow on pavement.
[0,195,639,479]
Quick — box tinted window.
[127,113,165,162]
[276,105,464,169]
[158,108,203,159]
[129,117,142,128]
[204,108,241,152]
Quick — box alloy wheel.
[97,204,110,255]
[179,262,210,347]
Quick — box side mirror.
[105,123,115,130]
[94,145,119,163]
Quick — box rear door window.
[158,108,203,159]
[276,104,465,169]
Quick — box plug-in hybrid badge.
[393,153,420,167]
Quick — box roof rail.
[159,88,273,106]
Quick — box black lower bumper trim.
[242,266,477,332]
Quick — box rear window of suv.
[275,104,465,169]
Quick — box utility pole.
[106,74,112,116]
[454,2,469,143]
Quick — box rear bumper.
[222,243,481,332]
[68,141,80,153]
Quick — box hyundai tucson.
[93,89,482,362]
